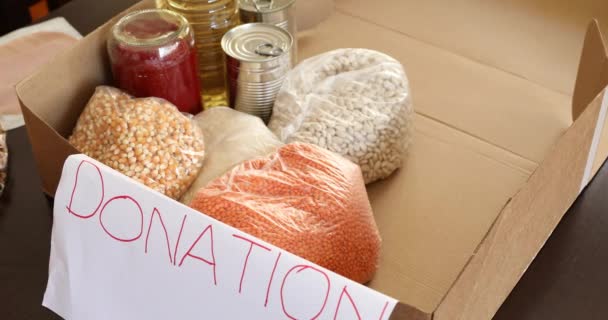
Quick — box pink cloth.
[0,31,77,115]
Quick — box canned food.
[222,23,293,123]
[238,0,297,65]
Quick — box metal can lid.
[222,23,292,63]
[239,0,296,13]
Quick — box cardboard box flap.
[15,0,151,195]
[335,0,608,98]
[436,88,608,320]
[389,303,430,320]
[19,105,78,195]
[573,20,608,120]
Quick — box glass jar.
[162,0,240,108]
[108,9,202,114]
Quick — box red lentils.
[69,86,205,199]
[190,142,380,283]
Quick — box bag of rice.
[180,107,282,205]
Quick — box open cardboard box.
[15,0,608,319]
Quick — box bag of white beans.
[69,86,205,200]
[268,48,414,184]
[180,107,283,205]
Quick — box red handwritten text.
[233,234,271,294]
[144,208,174,264]
[280,265,331,320]
[178,224,217,286]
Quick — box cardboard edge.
[572,20,608,121]
[433,88,608,320]
[430,20,608,319]
[420,197,514,319]
[388,303,432,320]
[18,98,79,196]
[579,91,608,190]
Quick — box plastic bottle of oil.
[160,0,239,108]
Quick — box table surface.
[2,1,608,319]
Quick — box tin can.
[238,0,297,65]
[222,23,293,123]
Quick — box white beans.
[268,49,414,184]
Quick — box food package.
[180,107,282,205]
[268,48,414,184]
[190,142,381,283]
[69,86,205,199]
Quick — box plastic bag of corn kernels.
[268,48,414,184]
[69,86,205,200]
[190,142,381,283]
[180,107,283,205]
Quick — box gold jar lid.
[111,9,190,47]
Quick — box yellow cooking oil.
[161,0,239,108]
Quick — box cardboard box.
[15,0,608,319]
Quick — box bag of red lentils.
[69,86,205,200]
[189,142,381,283]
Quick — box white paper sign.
[43,154,397,320]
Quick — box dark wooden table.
[1,1,608,319]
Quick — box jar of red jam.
[108,9,202,114]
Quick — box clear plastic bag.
[180,107,283,205]
[190,142,381,283]
[268,48,414,184]
[69,86,205,200]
